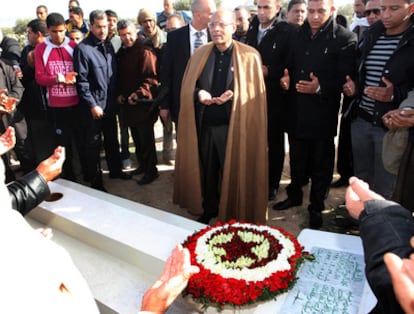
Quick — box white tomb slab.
[28,179,204,313]
[27,179,377,314]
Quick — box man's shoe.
[332,216,359,229]
[121,158,132,170]
[330,177,349,188]
[109,172,132,180]
[309,211,323,229]
[132,167,144,176]
[91,180,107,192]
[272,198,302,211]
[197,213,217,224]
[137,173,159,185]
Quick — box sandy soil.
[97,119,356,238]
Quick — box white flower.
[194,223,297,282]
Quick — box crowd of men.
[0,0,413,229]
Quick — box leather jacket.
[7,170,50,216]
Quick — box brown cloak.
[173,41,268,224]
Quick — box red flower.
[182,221,308,309]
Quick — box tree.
[174,0,221,11]
[13,18,31,36]
[337,3,354,25]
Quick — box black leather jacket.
[7,170,50,216]
[359,199,414,314]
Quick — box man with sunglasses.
[365,0,382,27]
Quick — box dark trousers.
[118,111,131,161]
[336,113,353,180]
[25,114,55,165]
[287,136,335,212]
[78,111,122,182]
[268,120,285,191]
[130,124,158,176]
[1,109,37,176]
[199,124,228,216]
[50,106,82,180]
[393,142,414,211]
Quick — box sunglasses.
[364,8,381,16]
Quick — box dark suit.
[286,18,357,213]
[160,25,210,123]
[160,25,191,123]
[246,16,295,193]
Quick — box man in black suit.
[159,0,216,126]
[246,0,295,201]
[273,0,357,229]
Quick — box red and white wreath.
[182,220,308,310]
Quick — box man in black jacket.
[19,19,54,169]
[74,10,131,191]
[273,0,357,229]
[346,176,413,313]
[343,0,414,200]
[246,0,295,201]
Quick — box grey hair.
[117,19,136,32]
[89,10,107,25]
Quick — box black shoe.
[268,188,277,201]
[132,167,144,175]
[332,216,359,228]
[137,173,159,185]
[197,213,217,224]
[272,198,302,211]
[330,177,349,188]
[109,172,132,180]
[91,179,107,192]
[309,211,323,229]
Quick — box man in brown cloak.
[173,8,268,224]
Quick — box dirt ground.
[93,119,356,238]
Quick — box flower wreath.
[182,220,308,310]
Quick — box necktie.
[194,32,203,50]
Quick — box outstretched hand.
[384,237,414,314]
[140,244,200,313]
[383,108,414,129]
[343,75,356,97]
[364,76,394,102]
[0,127,16,156]
[345,176,384,219]
[280,68,290,91]
[36,146,66,182]
[296,72,320,94]
[0,89,18,114]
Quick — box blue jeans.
[351,117,396,199]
